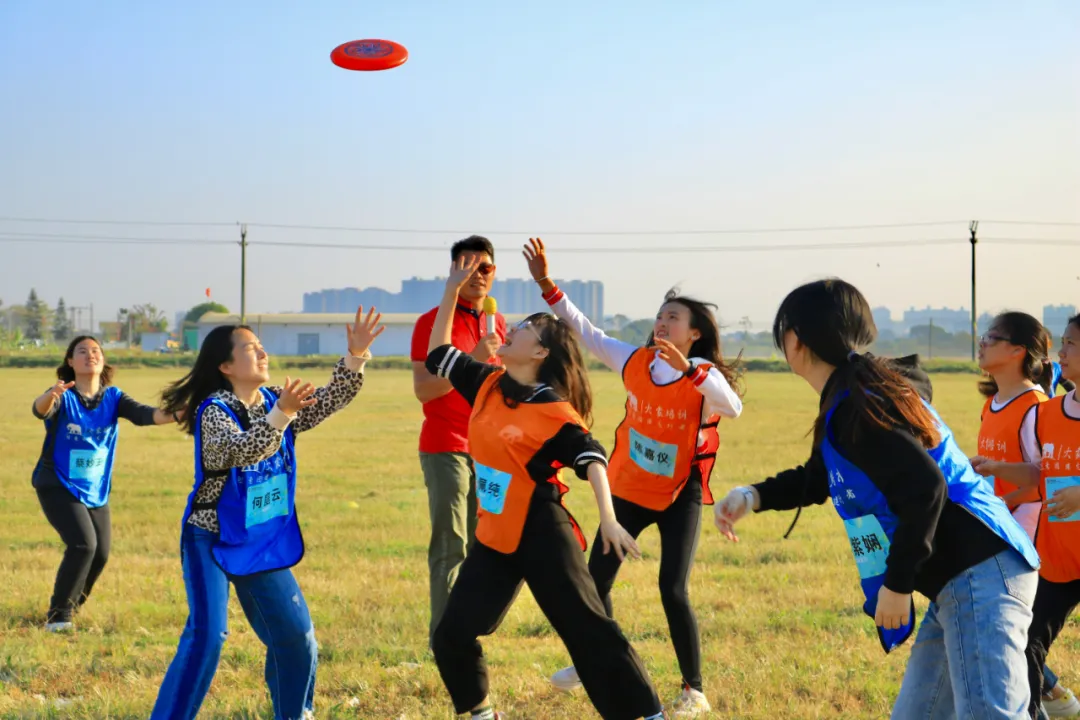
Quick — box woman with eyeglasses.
[971,314,1079,717]
[973,314,1080,719]
[427,254,666,720]
[524,238,742,715]
[718,279,1039,719]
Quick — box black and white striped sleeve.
[425,344,499,406]
[527,423,609,482]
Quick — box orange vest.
[607,349,721,511]
[978,389,1046,497]
[468,371,588,555]
[1036,396,1080,583]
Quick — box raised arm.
[33,381,75,419]
[283,306,382,433]
[524,237,637,372]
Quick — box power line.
[0,232,231,246]
[982,220,1080,227]
[0,233,972,252]
[0,216,236,228]
[0,216,966,236]
[255,238,966,253]
[244,219,967,236]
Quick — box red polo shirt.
[411,303,507,454]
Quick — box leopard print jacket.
[186,358,363,533]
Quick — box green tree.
[53,297,73,343]
[184,302,230,324]
[24,289,49,341]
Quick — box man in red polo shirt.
[411,236,506,643]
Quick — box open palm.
[347,306,386,357]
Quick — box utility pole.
[240,223,248,325]
[970,221,978,362]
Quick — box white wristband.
[737,486,755,513]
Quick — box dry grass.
[1,367,1076,719]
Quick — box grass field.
[1,367,1077,719]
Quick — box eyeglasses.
[476,263,496,276]
[513,319,546,346]
[979,333,1011,347]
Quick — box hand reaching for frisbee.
[447,255,482,292]
[653,338,691,374]
[277,377,317,416]
[523,238,556,293]
[346,305,386,358]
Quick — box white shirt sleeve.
[694,363,743,419]
[1019,405,1040,464]
[548,293,637,373]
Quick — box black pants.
[1027,576,1080,718]
[588,478,704,692]
[432,496,662,720]
[36,486,111,623]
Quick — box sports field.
[1,367,1075,719]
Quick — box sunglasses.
[475,262,496,276]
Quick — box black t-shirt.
[32,388,158,490]
[425,344,608,486]
[753,363,1007,601]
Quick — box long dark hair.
[647,289,744,397]
[773,279,940,449]
[978,311,1054,398]
[494,312,593,426]
[58,335,114,386]
[162,325,251,435]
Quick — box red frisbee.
[330,39,408,71]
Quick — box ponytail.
[814,352,941,450]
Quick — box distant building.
[901,306,971,335]
[304,277,604,323]
[1045,305,1076,334]
[197,312,532,357]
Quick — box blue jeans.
[891,548,1036,719]
[151,525,318,720]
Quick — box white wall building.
[196,312,530,357]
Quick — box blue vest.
[1050,362,1064,399]
[182,388,304,576]
[49,387,123,508]
[821,397,1038,654]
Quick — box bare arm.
[971,456,1041,489]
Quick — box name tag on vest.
[476,462,512,515]
[70,448,108,482]
[1046,476,1080,523]
[843,515,890,579]
[628,428,678,478]
[245,474,289,528]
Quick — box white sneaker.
[1045,688,1080,717]
[45,621,74,633]
[549,665,582,692]
[668,687,712,717]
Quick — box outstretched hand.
[347,305,386,357]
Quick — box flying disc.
[330,39,408,71]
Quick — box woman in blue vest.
[150,307,384,720]
[715,279,1039,719]
[32,335,182,632]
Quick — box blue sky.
[1,1,1077,331]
